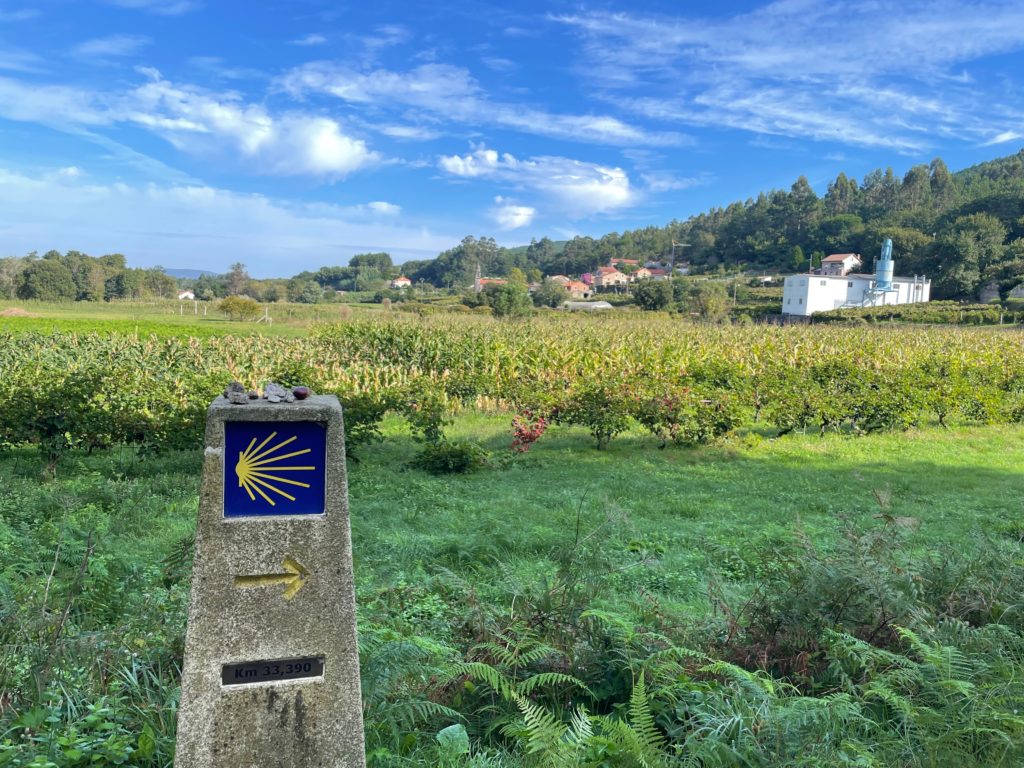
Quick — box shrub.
[557,381,634,449]
[411,440,488,474]
[510,410,548,452]
[218,295,262,321]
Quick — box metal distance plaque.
[222,656,325,686]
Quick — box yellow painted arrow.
[234,555,310,600]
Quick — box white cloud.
[57,166,82,177]
[983,129,1023,145]
[73,34,151,58]
[367,201,400,215]
[0,71,379,178]
[490,196,535,229]
[0,167,453,275]
[438,147,501,177]
[278,62,685,147]
[554,3,1024,151]
[438,145,636,218]
[291,34,327,46]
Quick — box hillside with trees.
[403,149,1024,302]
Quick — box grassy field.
[3,311,1024,766]
[4,414,1023,765]
[0,298,379,337]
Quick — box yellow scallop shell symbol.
[235,431,315,506]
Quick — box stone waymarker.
[175,394,365,767]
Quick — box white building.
[782,239,930,317]
[820,253,862,276]
[783,274,930,316]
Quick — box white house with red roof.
[821,253,862,276]
[390,276,412,289]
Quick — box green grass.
[4,419,1023,765]
[349,416,1024,614]
[0,298,382,337]
[4,417,1018,617]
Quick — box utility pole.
[670,241,690,278]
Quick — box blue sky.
[1,0,1023,277]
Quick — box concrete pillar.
[175,395,365,767]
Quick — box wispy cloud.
[73,34,151,59]
[375,123,441,141]
[278,62,687,147]
[0,46,41,72]
[0,166,453,274]
[639,172,702,193]
[983,129,1023,145]
[480,56,517,73]
[554,2,1024,151]
[438,145,636,218]
[291,33,327,47]
[186,56,264,81]
[104,0,199,15]
[0,9,39,22]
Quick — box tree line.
[4,150,1022,304]
[0,250,177,302]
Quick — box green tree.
[532,280,569,308]
[933,213,1007,299]
[349,252,393,272]
[193,273,225,300]
[226,262,250,296]
[930,157,957,210]
[490,282,532,318]
[18,259,76,301]
[824,172,858,215]
[0,257,28,299]
[682,281,728,321]
[633,280,673,311]
[507,267,528,287]
[790,245,806,272]
[293,281,323,304]
[900,164,931,211]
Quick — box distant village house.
[820,253,862,277]
[565,280,592,299]
[593,267,629,290]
